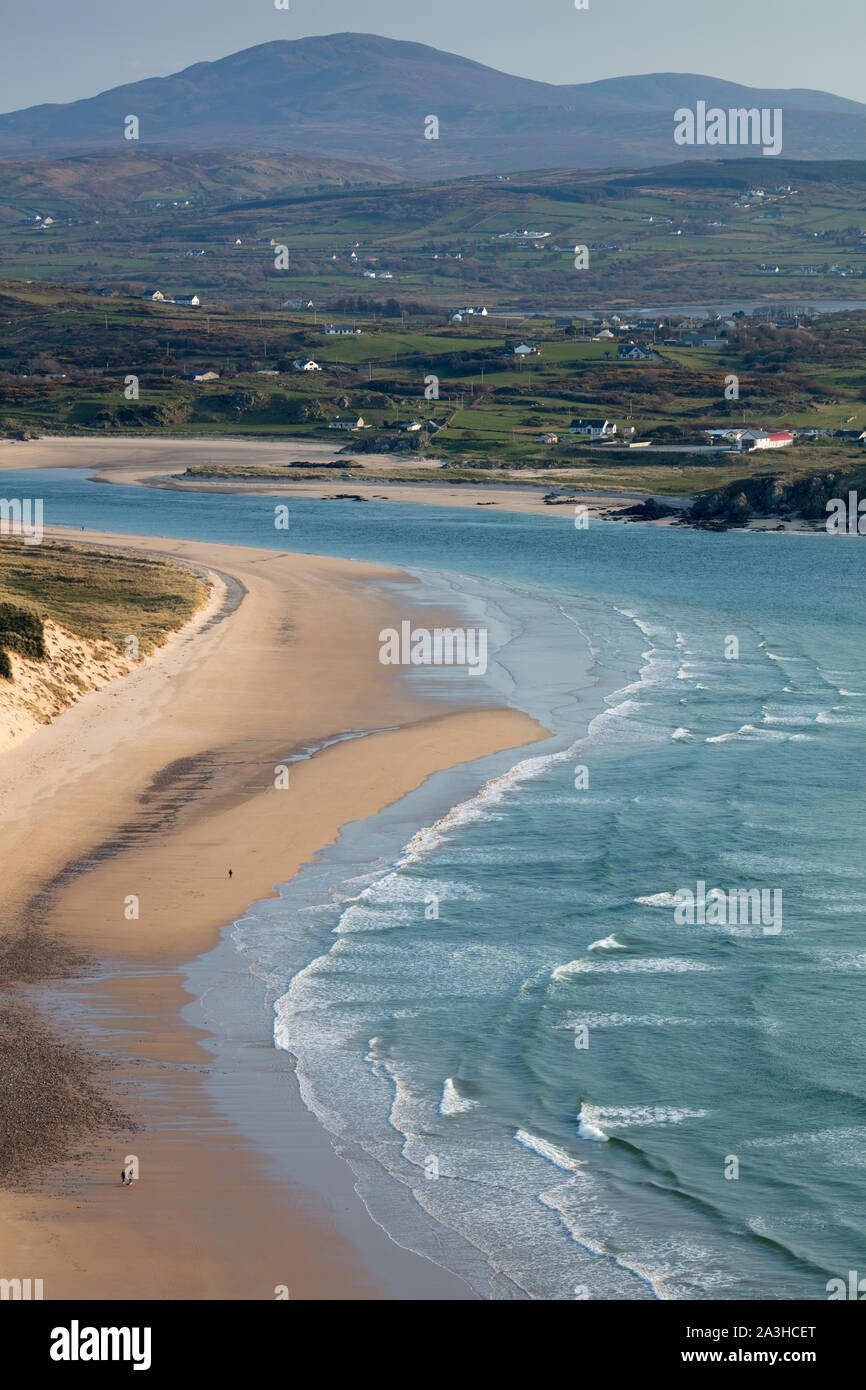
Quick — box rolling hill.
[0,149,399,220]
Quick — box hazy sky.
[1,0,863,113]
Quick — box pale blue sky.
[0,0,863,113]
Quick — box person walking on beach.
[228,868,233,878]
[120,1166,127,1186]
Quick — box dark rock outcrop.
[689,470,846,524]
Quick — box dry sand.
[0,525,549,1299]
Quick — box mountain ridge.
[1,33,863,174]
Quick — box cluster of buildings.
[141,290,201,306]
[451,306,489,322]
[534,419,618,445]
[704,427,794,451]
[497,229,551,242]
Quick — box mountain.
[1,33,864,174]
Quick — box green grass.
[0,540,207,655]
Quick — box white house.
[363,270,377,279]
[190,370,219,382]
[328,415,367,431]
[142,290,166,301]
[570,418,617,440]
[514,343,539,357]
[401,420,424,432]
[618,343,660,361]
[592,329,615,341]
[293,358,322,372]
[174,294,201,306]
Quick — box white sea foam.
[563,957,717,975]
[614,607,669,642]
[814,950,866,970]
[817,707,866,727]
[761,712,814,727]
[579,1104,709,1141]
[564,1011,754,1030]
[515,1129,582,1171]
[398,745,576,862]
[635,891,679,907]
[671,726,693,741]
[588,934,627,952]
[439,1076,479,1116]
[551,959,585,981]
[577,1105,609,1141]
[743,1126,866,1165]
[706,723,792,743]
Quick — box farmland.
[1,155,866,309]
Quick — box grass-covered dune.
[0,539,207,674]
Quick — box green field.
[2,157,866,308]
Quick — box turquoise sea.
[12,466,866,1299]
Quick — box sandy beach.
[0,436,652,518]
[0,524,549,1299]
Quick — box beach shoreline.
[0,525,549,1299]
[0,435,666,521]
[0,436,831,533]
